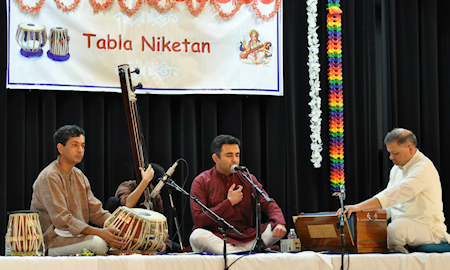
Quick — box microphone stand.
[338,185,346,270]
[167,185,183,249]
[240,169,271,253]
[165,179,242,270]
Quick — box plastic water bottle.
[4,234,11,255]
[287,228,298,239]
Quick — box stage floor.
[2,251,450,270]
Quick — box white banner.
[7,0,283,95]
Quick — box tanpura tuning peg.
[132,68,140,75]
[136,82,143,89]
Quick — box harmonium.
[293,210,388,253]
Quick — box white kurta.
[374,149,450,245]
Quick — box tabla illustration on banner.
[15,22,47,57]
[15,22,70,62]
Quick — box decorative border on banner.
[307,0,322,169]
[16,0,45,13]
[15,0,282,20]
[187,0,209,16]
[54,0,80,11]
[147,0,177,14]
[90,0,113,13]
[327,1,344,196]
[251,0,281,20]
[118,0,143,16]
[211,0,243,19]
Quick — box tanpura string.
[130,101,145,169]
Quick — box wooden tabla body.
[16,22,47,57]
[6,210,45,256]
[48,27,70,61]
[104,206,168,252]
[131,208,168,251]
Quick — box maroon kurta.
[30,159,110,248]
[190,166,286,244]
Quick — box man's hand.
[272,224,287,238]
[336,198,382,219]
[81,226,126,249]
[98,227,126,248]
[336,204,360,219]
[227,183,243,206]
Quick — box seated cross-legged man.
[189,134,287,254]
[31,125,125,256]
[338,128,450,253]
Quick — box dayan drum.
[48,27,70,61]
[6,210,45,256]
[16,22,47,57]
[104,206,168,252]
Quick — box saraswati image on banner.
[239,29,272,65]
[6,0,283,96]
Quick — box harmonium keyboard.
[293,210,388,253]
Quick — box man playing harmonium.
[338,128,450,253]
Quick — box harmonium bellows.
[293,210,388,253]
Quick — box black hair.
[150,163,165,180]
[53,125,85,146]
[210,134,240,157]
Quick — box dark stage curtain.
[2,0,450,254]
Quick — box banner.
[7,0,283,95]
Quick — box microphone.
[231,164,247,173]
[150,160,179,198]
[339,185,346,200]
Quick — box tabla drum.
[47,27,70,61]
[15,22,47,57]
[6,210,45,256]
[132,208,168,252]
[104,206,168,253]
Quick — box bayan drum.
[6,210,45,256]
[47,27,70,61]
[15,22,47,57]
[104,206,168,253]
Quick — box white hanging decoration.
[306,0,323,168]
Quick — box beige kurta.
[30,158,110,248]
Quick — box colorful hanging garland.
[327,1,344,195]
[307,0,323,168]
